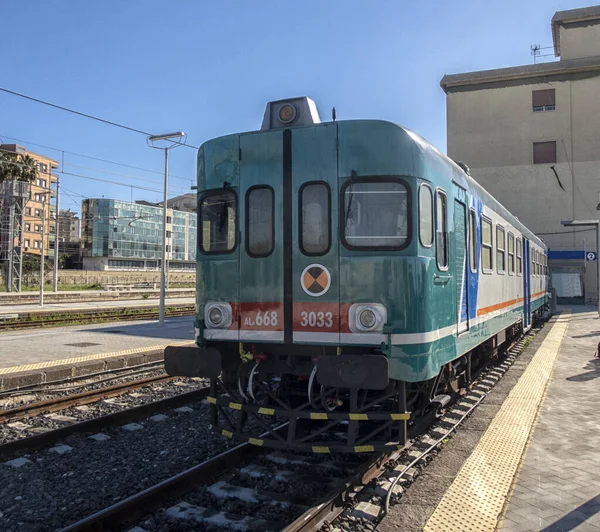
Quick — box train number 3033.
[300,311,334,328]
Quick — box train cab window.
[481,216,493,273]
[516,238,522,275]
[300,182,330,255]
[496,226,506,273]
[435,190,448,269]
[418,184,433,247]
[246,186,274,257]
[342,178,410,250]
[199,190,237,254]
[469,209,476,273]
[508,232,515,275]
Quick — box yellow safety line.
[0,340,194,375]
[423,312,570,532]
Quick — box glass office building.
[81,199,196,271]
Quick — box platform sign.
[586,252,597,261]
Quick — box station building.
[441,5,600,303]
[80,198,196,271]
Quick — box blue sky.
[0,0,585,213]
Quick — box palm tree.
[0,152,38,184]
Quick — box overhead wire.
[0,86,199,150]
[0,133,195,182]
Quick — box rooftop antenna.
[332,107,336,122]
[530,44,541,64]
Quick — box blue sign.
[586,252,597,261]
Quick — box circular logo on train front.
[301,264,331,297]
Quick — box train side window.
[496,226,506,274]
[435,189,448,270]
[516,238,522,276]
[481,216,493,274]
[246,186,274,257]
[532,249,537,276]
[300,182,331,256]
[469,209,476,273]
[199,189,237,254]
[508,232,515,275]
[418,184,433,247]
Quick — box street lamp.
[561,219,600,316]
[147,131,186,325]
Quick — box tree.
[0,152,38,184]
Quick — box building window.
[496,226,506,273]
[38,162,48,173]
[25,207,31,216]
[469,209,476,273]
[34,240,41,249]
[435,189,448,270]
[35,209,41,217]
[166,216,172,224]
[34,224,41,232]
[508,232,515,275]
[25,223,30,231]
[299,182,329,256]
[481,216,493,274]
[533,141,556,164]
[342,178,410,250]
[24,239,30,248]
[418,184,433,247]
[166,230,172,238]
[532,89,555,112]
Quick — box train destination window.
[481,216,493,273]
[496,226,506,273]
[435,190,448,269]
[516,238,522,275]
[508,232,515,275]
[300,182,330,255]
[342,179,409,250]
[419,184,433,247]
[469,209,476,273]
[199,190,237,254]
[246,186,274,257]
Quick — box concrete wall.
[560,23,600,60]
[446,69,600,304]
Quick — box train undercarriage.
[166,314,547,453]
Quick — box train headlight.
[359,309,377,329]
[349,303,387,333]
[278,103,297,124]
[205,302,232,329]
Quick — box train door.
[523,238,531,330]
[291,124,340,344]
[238,131,285,342]
[454,200,469,334]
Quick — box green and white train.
[166,97,549,453]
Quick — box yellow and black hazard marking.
[207,396,410,421]
[301,264,331,296]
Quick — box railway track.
[0,305,195,331]
[0,373,209,457]
[58,327,541,532]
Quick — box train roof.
[199,118,545,250]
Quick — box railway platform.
[0,316,195,390]
[379,307,600,532]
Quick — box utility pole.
[40,198,45,306]
[53,176,60,292]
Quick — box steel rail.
[0,374,173,423]
[0,386,210,458]
[0,306,195,331]
[59,424,288,532]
